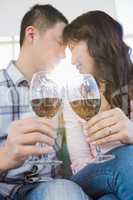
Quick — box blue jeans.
[71,145,133,200]
[98,194,118,200]
[14,179,91,200]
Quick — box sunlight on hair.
[50,47,79,86]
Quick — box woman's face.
[69,40,95,74]
[69,40,111,109]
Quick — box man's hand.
[1,117,55,171]
[84,108,133,145]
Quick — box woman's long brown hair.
[63,10,133,116]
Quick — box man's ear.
[25,26,38,44]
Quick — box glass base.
[27,159,63,166]
[92,154,115,164]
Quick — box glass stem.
[83,123,95,159]
[95,144,102,159]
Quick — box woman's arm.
[63,100,93,173]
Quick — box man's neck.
[15,49,36,81]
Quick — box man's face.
[32,22,66,72]
[69,40,95,74]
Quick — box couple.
[0,4,133,200]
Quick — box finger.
[20,117,54,129]
[17,116,55,130]
[37,117,56,129]
[87,115,120,136]
[93,132,122,145]
[86,122,121,142]
[18,132,55,146]
[21,145,53,157]
[87,108,122,129]
[19,121,54,138]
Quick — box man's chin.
[37,60,61,73]
[36,65,54,73]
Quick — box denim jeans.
[98,194,118,200]
[0,194,4,200]
[14,179,91,200]
[71,145,133,200]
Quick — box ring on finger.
[107,127,113,135]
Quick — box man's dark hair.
[20,4,68,47]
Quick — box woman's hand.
[85,108,133,145]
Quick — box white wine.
[31,98,62,118]
[70,99,101,121]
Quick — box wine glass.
[29,71,63,166]
[67,74,115,163]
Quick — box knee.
[44,179,82,192]
[45,179,89,198]
[49,179,92,200]
[26,179,91,200]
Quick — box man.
[0,4,90,200]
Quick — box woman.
[63,11,133,200]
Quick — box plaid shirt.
[0,61,60,197]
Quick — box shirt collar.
[6,60,29,87]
